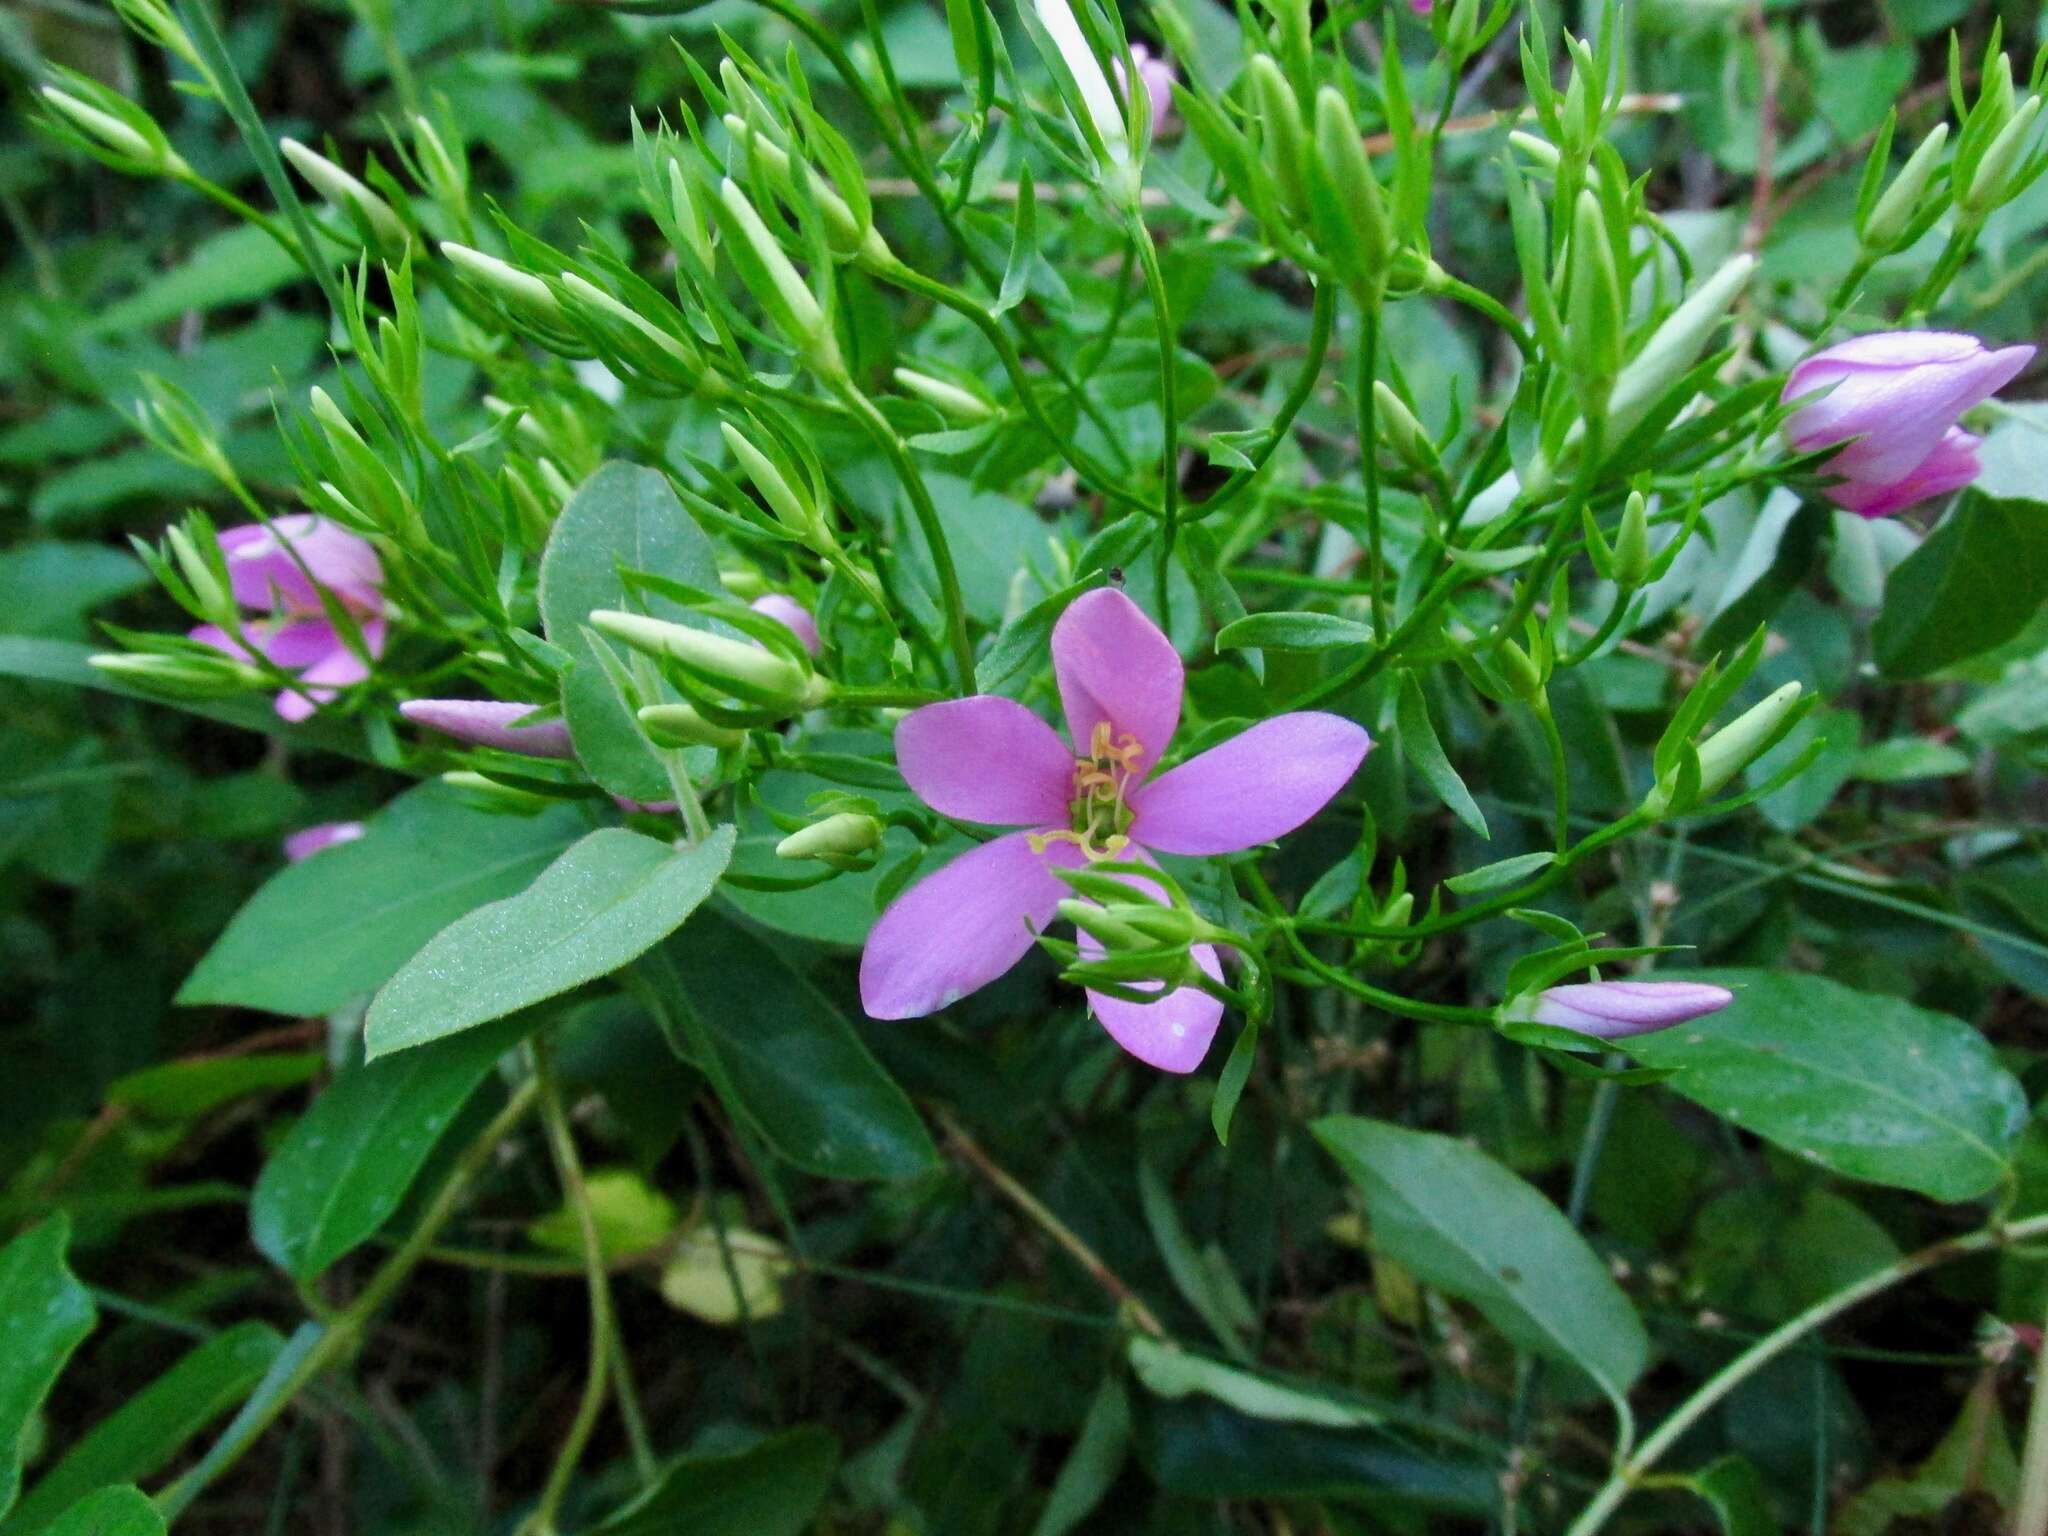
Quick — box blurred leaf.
[105,1054,320,1121]
[1625,970,2027,1201]
[1851,736,1973,781]
[1310,1118,1647,1401]
[181,783,586,1018]
[1680,1454,1776,1536]
[1138,1161,1254,1359]
[591,1426,838,1536]
[1128,1338,1380,1428]
[528,1169,678,1261]
[38,1488,162,1536]
[0,1218,96,1520]
[86,225,303,336]
[0,544,148,640]
[251,1013,535,1282]
[2,1323,282,1535]
[1874,495,2048,679]
[365,826,733,1058]
[1029,1376,1129,1536]
[642,907,939,1180]
[658,1223,789,1324]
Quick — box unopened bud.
[1250,56,1310,220]
[1507,130,1562,172]
[1373,381,1437,472]
[166,523,233,626]
[1497,640,1546,700]
[1508,979,1734,1040]
[894,367,997,424]
[1567,190,1623,401]
[1607,254,1755,440]
[716,178,839,374]
[1057,898,1152,952]
[721,422,819,539]
[592,610,828,710]
[667,161,714,271]
[308,386,368,452]
[279,137,407,253]
[637,702,747,749]
[776,811,882,862]
[1694,681,1803,797]
[719,568,770,599]
[1033,0,1129,169]
[1861,123,1947,249]
[1963,96,2041,218]
[440,242,562,321]
[1613,491,1650,588]
[412,115,467,205]
[89,650,263,696]
[1311,86,1391,300]
[41,84,188,175]
[723,115,889,268]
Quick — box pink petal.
[1133,712,1370,855]
[860,831,1082,1019]
[284,821,365,861]
[400,698,577,758]
[1051,587,1183,772]
[192,617,336,670]
[895,696,1076,827]
[1082,940,1225,1073]
[1784,337,2033,486]
[220,515,383,615]
[1830,427,1983,518]
[1531,980,1733,1038]
[750,594,822,656]
[270,617,384,722]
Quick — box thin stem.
[1356,299,1390,640]
[832,380,977,690]
[154,1080,541,1520]
[1564,1212,2048,1536]
[1130,211,1181,591]
[1208,281,1339,538]
[936,1108,1169,1340]
[2015,1285,2048,1536]
[1533,697,1570,855]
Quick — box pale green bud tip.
[1608,253,1756,433]
[1507,130,1561,170]
[1614,492,1650,587]
[278,137,406,250]
[558,272,694,365]
[720,423,815,535]
[307,385,365,446]
[41,86,179,171]
[439,242,561,319]
[1965,96,2042,215]
[637,702,747,750]
[89,651,261,693]
[1034,0,1128,161]
[1863,122,1947,249]
[776,812,883,861]
[1311,85,1390,291]
[592,609,813,702]
[894,368,997,423]
[1372,381,1434,467]
[716,178,831,351]
[1695,681,1803,796]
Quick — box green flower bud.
[558,272,713,391]
[1613,490,1651,588]
[1606,253,1755,440]
[721,422,820,540]
[1693,681,1803,798]
[411,115,468,210]
[40,84,188,176]
[1033,0,1129,171]
[89,650,264,697]
[776,811,883,861]
[1507,130,1562,172]
[279,137,408,254]
[1310,86,1392,300]
[723,115,891,269]
[308,386,368,452]
[440,242,562,321]
[593,610,829,710]
[667,161,714,273]
[1250,56,1310,221]
[716,177,840,375]
[1372,381,1437,473]
[894,367,998,424]
[718,568,770,599]
[1566,189,1623,404]
[1497,639,1546,700]
[1056,898,1152,952]
[637,702,747,749]
[166,522,234,628]
[1861,122,1947,250]
[1962,96,2041,218]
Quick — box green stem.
[154,1080,540,1520]
[1355,300,1390,639]
[1207,281,1339,538]
[1533,696,1570,855]
[521,1045,614,1536]
[1564,1211,2048,1536]
[832,380,976,690]
[2014,1280,2048,1536]
[1130,211,1180,567]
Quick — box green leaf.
[38,1488,163,1536]
[365,826,734,1058]
[87,225,303,336]
[2,1324,282,1535]
[1029,1377,1130,1536]
[251,1014,537,1281]
[180,783,586,1018]
[1623,970,2027,1202]
[1851,736,1973,782]
[539,462,723,800]
[1309,1117,1648,1401]
[1396,675,1488,839]
[1215,611,1376,653]
[1138,1161,1253,1360]
[1127,1337,1381,1428]
[0,1218,96,1520]
[591,1426,839,1536]
[1697,492,1828,656]
[1681,1455,1776,1536]
[105,1055,321,1122]
[1445,851,1555,894]
[1874,494,2048,679]
[639,907,939,1181]
[976,579,1089,695]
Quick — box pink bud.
[1112,42,1177,138]
[1781,331,2033,518]
[400,698,576,759]
[1410,0,1432,11]
[1528,980,1734,1040]
[284,821,365,861]
[749,594,822,657]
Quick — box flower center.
[1028,721,1144,862]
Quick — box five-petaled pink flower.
[1781,331,2033,518]
[860,587,1369,1073]
[190,516,386,722]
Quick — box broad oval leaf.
[366,826,735,1058]
[179,783,586,1018]
[39,1488,162,1536]
[252,1013,538,1281]
[1216,611,1376,653]
[640,907,939,1180]
[0,1218,96,1520]
[592,1425,838,1536]
[1874,493,2048,679]
[539,462,723,800]
[1310,1117,1648,1402]
[1622,969,2027,1202]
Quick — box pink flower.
[1781,332,2033,518]
[399,699,575,758]
[859,588,1370,1073]
[749,593,822,657]
[1410,0,1432,12]
[1112,42,1176,138]
[189,515,386,722]
[1529,980,1734,1040]
[284,821,365,861]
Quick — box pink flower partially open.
[1782,331,2033,518]
[860,588,1370,1073]
[1530,979,1734,1039]
[190,515,385,722]
[750,593,822,657]
[399,699,576,758]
